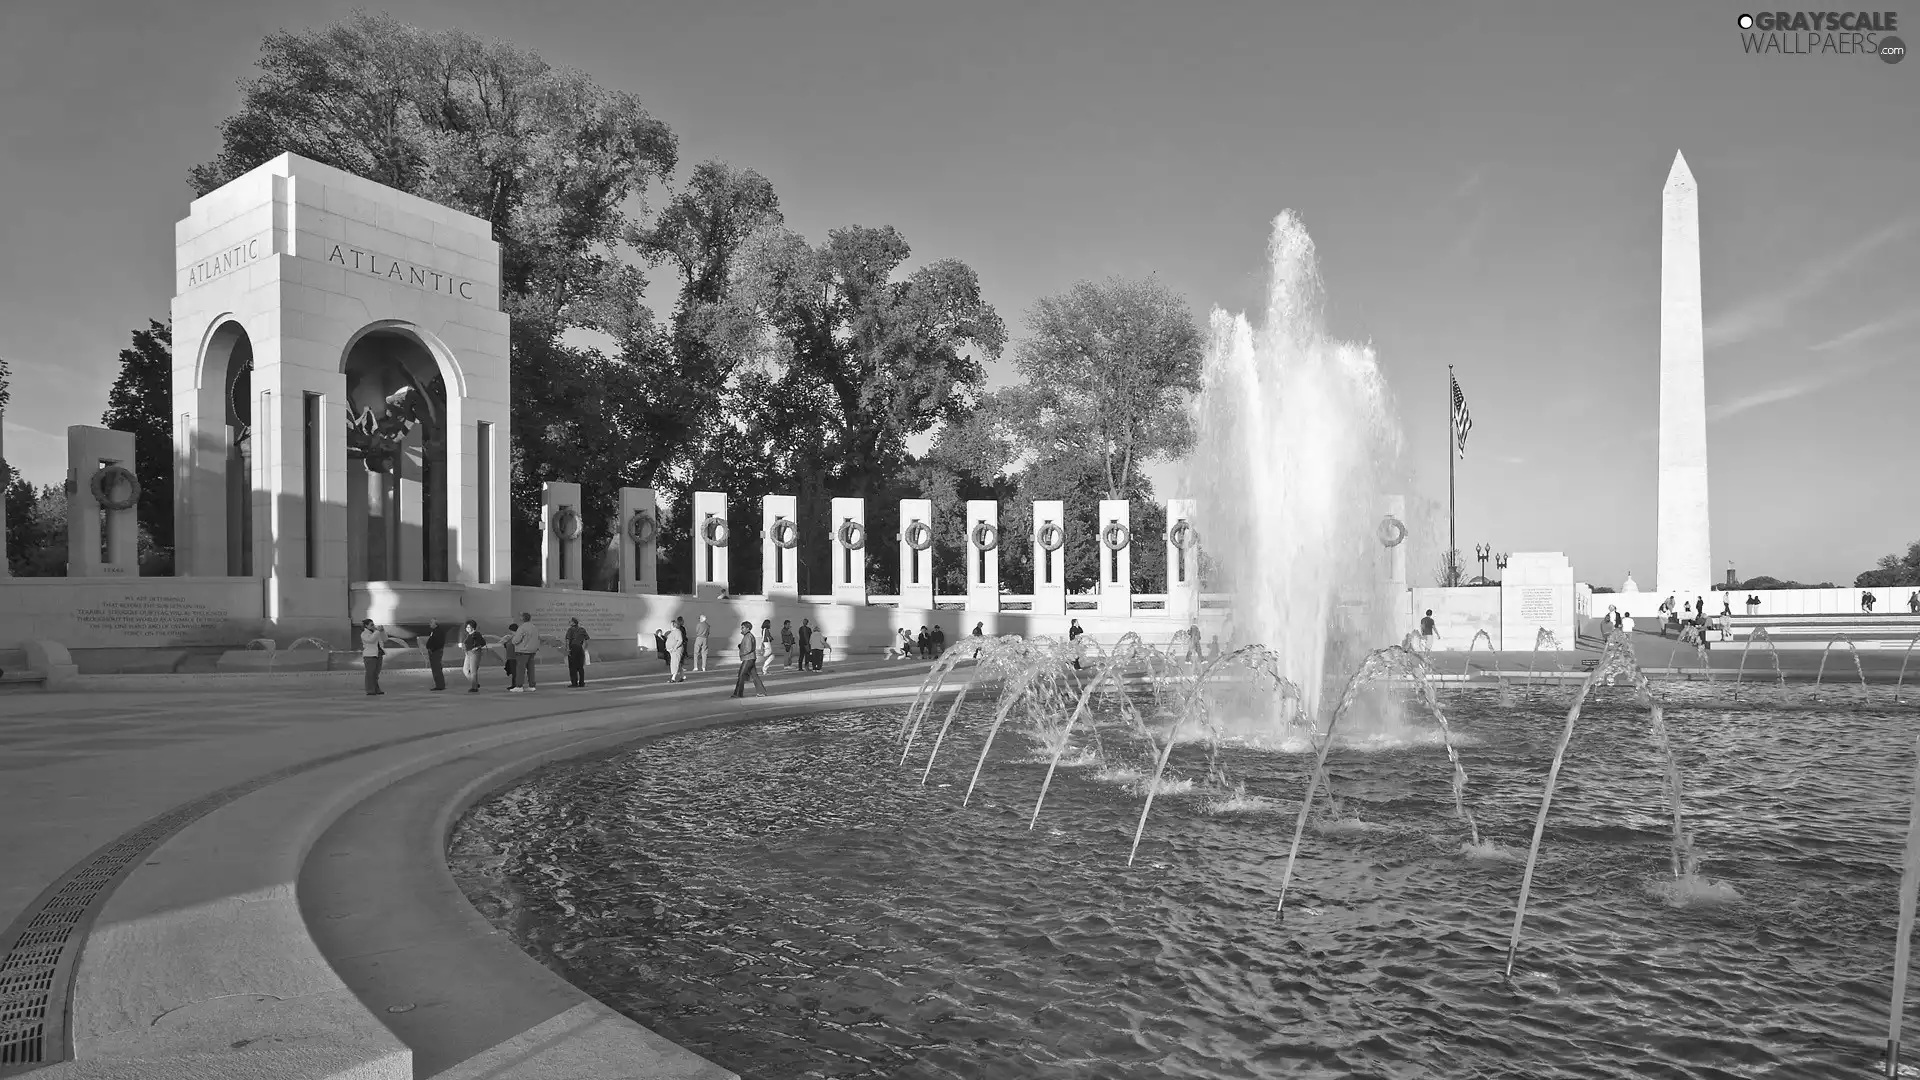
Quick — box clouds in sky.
[1806,308,1920,352]
[1703,216,1920,351]
[1705,355,1895,423]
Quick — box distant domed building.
[1621,572,1640,593]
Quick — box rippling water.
[451,683,1920,1079]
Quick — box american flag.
[1450,373,1472,459]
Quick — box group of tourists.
[357,612,595,696]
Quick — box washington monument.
[1658,150,1710,600]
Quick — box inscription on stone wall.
[319,243,482,304]
[181,234,271,292]
[521,596,642,644]
[1519,588,1557,624]
[71,595,240,643]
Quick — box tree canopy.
[1855,541,1920,588]
[995,275,1203,501]
[100,321,175,554]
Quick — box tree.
[723,223,1006,590]
[101,320,175,557]
[996,276,1203,501]
[1856,541,1920,588]
[6,483,67,577]
[193,12,682,585]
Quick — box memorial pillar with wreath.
[761,494,800,599]
[964,499,1001,613]
[1031,499,1067,617]
[898,498,935,610]
[66,425,141,577]
[1164,497,1200,622]
[1380,494,1410,642]
[1096,498,1132,618]
[616,486,658,594]
[540,481,584,589]
[830,496,867,605]
[692,489,730,599]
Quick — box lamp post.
[1495,552,1510,581]
[1475,543,1491,583]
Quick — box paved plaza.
[0,656,941,1080]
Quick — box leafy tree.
[995,275,1203,501]
[193,11,681,585]
[722,223,1006,590]
[100,320,175,557]
[6,483,67,577]
[1856,541,1920,588]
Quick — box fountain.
[448,213,1920,1078]
[1183,211,1402,723]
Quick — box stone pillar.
[615,486,658,594]
[1165,497,1199,621]
[1031,499,1067,616]
[1096,498,1132,618]
[831,496,867,605]
[65,426,140,577]
[1381,494,1411,644]
[1658,150,1711,602]
[965,499,1001,612]
[539,480,583,589]
[692,490,730,599]
[1382,494,1409,587]
[898,498,934,610]
[761,493,799,599]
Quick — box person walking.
[460,619,486,692]
[1419,610,1437,652]
[797,619,815,672]
[1068,619,1084,670]
[780,620,797,669]
[564,617,591,688]
[1864,591,1878,613]
[516,612,541,691]
[503,622,521,690]
[760,619,776,672]
[730,621,768,698]
[1909,591,1920,614]
[359,619,386,695]
[694,616,711,672]
[423,617,449,691]
[666,619,687,682]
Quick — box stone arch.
[193,316,256,576]
[337,320,468,584]
[337,320,469,401]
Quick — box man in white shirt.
[665,620,687,682]
[515,612,540,691]
[359,618,385,696]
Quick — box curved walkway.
[0,658,944,1079]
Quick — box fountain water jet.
[1184,211,1403,722]
[1504,636,1696,977]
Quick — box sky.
[0,0,1915,587]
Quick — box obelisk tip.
[1664,150,1695,193]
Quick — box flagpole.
[1447,365,1457,587]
